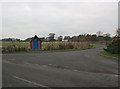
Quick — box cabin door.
[33,39,39,50]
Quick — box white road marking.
[13,76,49,88]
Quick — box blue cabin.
[30,35,42,50]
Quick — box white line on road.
[13,76,50,88]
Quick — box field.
[2,42,30,47]
[2,41,60,49]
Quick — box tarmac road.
[2,45,118,87]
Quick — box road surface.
[2,45,118,87]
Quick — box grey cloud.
[2,2,118,39]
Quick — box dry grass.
[2,42,90,52]
[43,42,90,50]
[71,42,90,49]
[2,45,30,53]
[94,41,111,45]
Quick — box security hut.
[30,35,42,50]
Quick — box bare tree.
[103,33,111,44]
[58,36,63,41]
[64,36,70,41]
[48,33,55,41]
[96,31,103,36]
[104,33,111,37]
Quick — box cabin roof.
[30,35,42,43]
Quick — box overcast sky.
[2,1,118,39]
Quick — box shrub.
[43,44,58,50]
[104,38,120,54]
[2,45,30,53]
[58,42,74,49]
[73,42,90,49]
[111,38,119,43]
[43,42,90,50]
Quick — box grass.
[0,48,1,52]
[2,41,90,49]
[90,45,97,48]
[2,42,60,49]
[100,51,120,59]
[2,46,95,53]
[42,42,60,49]
[2,42,30,47]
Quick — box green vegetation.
[100,51,120,59]
[0,42,2,47]
[0,48,1,52]
[90,45,97,48]
[101,38,120,59]
[104,38,120,54]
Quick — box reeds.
[2,45,30,53]
[2,42,90,52]
[43,42,90,50]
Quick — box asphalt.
[2,45,118,87]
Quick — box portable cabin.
[30,35,42,50]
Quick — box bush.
[58,42,74,49]
[73,42,90,49]
[43,44,59,50]
[2,45,30,53]
[43,42,90,50]
[104,38,120,54]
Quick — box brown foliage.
[2,45,30,53]
[43,42,90,50]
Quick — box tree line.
[1,29,120,42]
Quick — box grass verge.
[100,51,120,59]
[90,45,97,48]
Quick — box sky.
[1,1,118,40]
